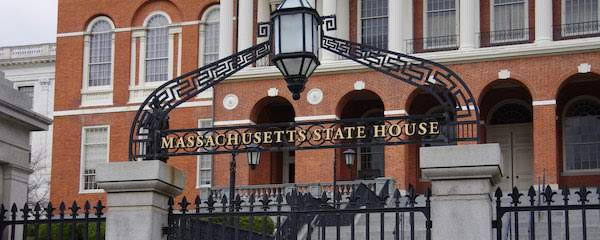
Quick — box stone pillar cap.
[97,160,185,196]
[420,144,503,184]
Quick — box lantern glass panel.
[280,14,304,53]
[274,18,280,54]
[304,14,313,52]
[306,60,318,76]
[282,58,303,75]
[281,0,303,8]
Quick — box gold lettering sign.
[161,121,442,151]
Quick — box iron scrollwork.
[129,41,271,161]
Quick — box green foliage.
[200,216,275,235]
[26,222,105,240]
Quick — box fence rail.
[167,184,432,240]
[0,201,106,240]
[478,28,534,48]
[554,20,600,40]
[493,185,600,240]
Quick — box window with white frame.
[563,97,600,171]
[197,119,213,187]
[563,0,600,35]
[88,20,113,87]
[201,7,220,66]
[425,0,458,48]
[360,0,388,49]
[81,126,109,191]
[492,0,528,42]
[145,14,170,82]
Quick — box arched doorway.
[557,73,600,185]
[337,90,385,180]
[250,96,296,185]
[480,80,533,190]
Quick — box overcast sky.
[0,0,58,47]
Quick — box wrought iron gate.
[166,183,431,240]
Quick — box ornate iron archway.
[128,1,480,162]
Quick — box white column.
[337,0,349,40]
[420,144,502,240]
[257,0,271,44]
[322,0,337,61]
[535,0,553,43]
[219,0,234,58]
[459,0,479,50]
[238,0,254,50]
[388,0,412,52]
[97,161,184,240]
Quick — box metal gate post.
[420,144,503,240]
[97,160,185,240]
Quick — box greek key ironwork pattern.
[257,22,270,38]
[321,15,337,31]
[129,41,272,161]
[321,35,480,125]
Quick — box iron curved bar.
[320,35,481,141]
[128,41,272,161]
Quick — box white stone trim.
[295,115,339,122]
[268,88,279,97]
[460,105,476,111]
[81,17,116,107]
[354,80,365,90]
[54,101,212,116]
[213,119,255,126]
[532,99,556,106]
[498,69,511,80]
[384,110,407,116]
[57,20,204,38]
[578,63,591,73]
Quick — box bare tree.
[28,150,50,205]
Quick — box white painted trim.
[54,101,212,116]
[196,118,213,188]
[460,105,476,111]
[130,36,137,88]
[532,100,556,106]
[143,11,172,26]
[294,115,339,122]
[82,18,115,106]
[79,125,110,193]
[213,119,255,126]
[57,20,204,38]
[384,110,407,116]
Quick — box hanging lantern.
[271,0,321,100]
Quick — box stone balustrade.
[0,43,56,60]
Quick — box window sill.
[79,189,105,194]
[561,170,600,177]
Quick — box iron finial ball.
[271,0,322,101]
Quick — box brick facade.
[52,0,600,204]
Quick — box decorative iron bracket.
[321,15,337,31]
[257,22,271,38]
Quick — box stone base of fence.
[421,144,502,240]
[97,160,185,240]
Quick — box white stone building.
[0,43,55,202]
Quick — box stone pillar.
[257,0,271,44]
[238,0,254,50]
[321,0,337,61]
[97,160,185,240]
[420,144,502,240]
[219,0,234,58]
[535,0,554,43]
[459,0,480,50]
[388,0,412,52]
[1,164,32,240]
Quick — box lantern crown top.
[277,0,314,10]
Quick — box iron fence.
[404,35,459,54]
[0,200,106,240]
[554,21,600,40]
[478,28,534,48]
[166,184,432,240]
[493,185,600,240]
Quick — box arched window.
[563,97,600,171]
[82,17,115,106]
[489,102,532,125]
[145,14,170,82]
[88,20,113,87]
[201,7,220,66]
